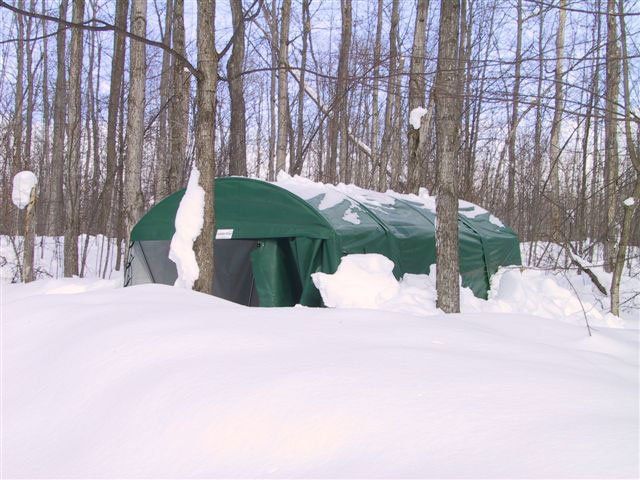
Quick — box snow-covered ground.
[2,257,639,477]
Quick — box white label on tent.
[216,228,234,239]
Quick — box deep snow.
[1,276,638,478]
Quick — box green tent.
[125,177,521,306]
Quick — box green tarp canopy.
[126,177,521,307]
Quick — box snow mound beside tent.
[312,254,633,329]
[1,279,637,478]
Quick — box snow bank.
[11,171,37,209]
[169,167,205,289]
[313,254,636,329]
[312,254,399,308]
[2,280,637,478]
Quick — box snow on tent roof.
[129,175,521,304]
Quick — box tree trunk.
[192,0,218,294]
[610,0,639,316]
[155,0,174,199]
[371,0,383,189]
[227,0,247,177]
[505,0,522,226]
[48,0,68,236]
[407,0,429,194]
[548,0,566,241]
[169,0,190,192]
[267,0,277,181]
[24,0,36,169]
[290,0,310,176]
[327,0,351,184]
[22,184,37,282]
[379,0,399,191]
[124,0,147,265]
[99,0,128,234]
[435,0,461,313]
[275,0,291,174]
[38,0,50,234]
[603,0,620,272]
[13,0,25,176]
[63,0,85,277]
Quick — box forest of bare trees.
[0,0,638,311]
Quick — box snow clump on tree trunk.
[169,167,205,289]
[12,171,37,209]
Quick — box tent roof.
[131,177,335,241]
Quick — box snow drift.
[1,278,638,478]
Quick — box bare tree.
[407,0,429,194]
[99,0,128,233]
[155,0,173,199]
[290,0,310,176]
[124,0,147,264]
[370,0,383,189]
[610,0,638,316]
[505,0,522,226]
[12,0,24,175]
[327,0,352,183]
[603,0,620,272]
[49,0,68,235]
[275,0,291,174]
[227,0,247,176]
[63,0,85,277]
[192,0,218,294]
[435,0,461,313]
[379,0,399,191]
[548,0,566,241]
[169,0,190,192]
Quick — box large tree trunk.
[124,0,148,265]
[275,0,291,174]
[99,0,128,234]
[63,0,85,277]
[169,0,190,192]
[48,0,68,235]
[407,0,429,194]
[548,0,566,242]
[192,0,218,294]
[435,0,461,313]
[227,0,247,177]
[603,0,620,272]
